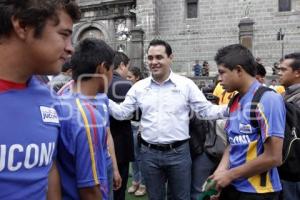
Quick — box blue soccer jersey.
[57,93,108,200]
[57,81,113,167]
[0,77,59,199]
[226,80,285,193]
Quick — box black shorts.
[219,185,280,200]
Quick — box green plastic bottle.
[198,179,218,200]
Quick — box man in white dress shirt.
[109,39,226,200]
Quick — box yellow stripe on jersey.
[76,98,99,185]
[257,103,269,138]
[246,140,274,193]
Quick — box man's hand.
[209,170,234,191]
[113,170,122,190]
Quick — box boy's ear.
[235,65,243,74]
[96,62,107,74]
[11,16,29,40]
[119,62,125,70]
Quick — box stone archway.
[78,27,104,41]
[73,22,111,44]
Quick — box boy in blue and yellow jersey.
[0,1,80,199]
[57,38,115,200]
[210,44,286,200]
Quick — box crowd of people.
[1,1,300,200]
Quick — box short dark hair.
[113,52,130,70]
[128,66,143,80]
[284,53,300,71]
[214,44,256,77]
[71,38,115,81]
[0,0,81,38]
[148,39,172,57]
[256,63,266,77]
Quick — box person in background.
[108,52,134,200]
[193,60,202,77]
[269,79,277,90]
[48,58,73,92]
[213,76,237,105]
[202,61,210,76]
[273,62,280,75]
[255,63,267,85]
[126,67,147,197]
[269,79,285,94]
[278,52,300,200]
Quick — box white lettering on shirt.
[0,142,55,172]
[229,135,251,145]
[8,144,23,171]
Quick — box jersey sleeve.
[256,91,286,142]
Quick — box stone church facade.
[74,0,300,76]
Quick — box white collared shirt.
[109,72,227,144]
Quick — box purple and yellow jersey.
[0,77,59,199]
[57,93,108,200]
[226,80,285,193]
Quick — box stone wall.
[136,0,300,76]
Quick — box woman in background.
[126,67,147,197]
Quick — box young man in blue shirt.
[0,1,80,199]
[210,44,286,200]
[57,38,116,200]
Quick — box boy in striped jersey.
[210,44,285,200]
[57,38,115,200]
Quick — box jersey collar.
[0,78,27,92]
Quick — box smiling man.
[108,39,226,200]
[0,0,80,199]
[211,44,285,200]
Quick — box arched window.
[78,28,104,41]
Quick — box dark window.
[187,0,198,18]
[279,0,291,12]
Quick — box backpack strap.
[250,86,274,128]
[249,86,274,187]
[228,92,240,111]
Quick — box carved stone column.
[238,17,255,51]
[128,28,145,71]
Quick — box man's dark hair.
[284,53,300,71]
[129,66,143,80]
[71,38,115,81]
[214,44,257,77]
[256,63,266,77]
[113,51,130,70]
[0,0,81,38]
[148,39,172,57]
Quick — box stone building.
[74,0,300,76]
